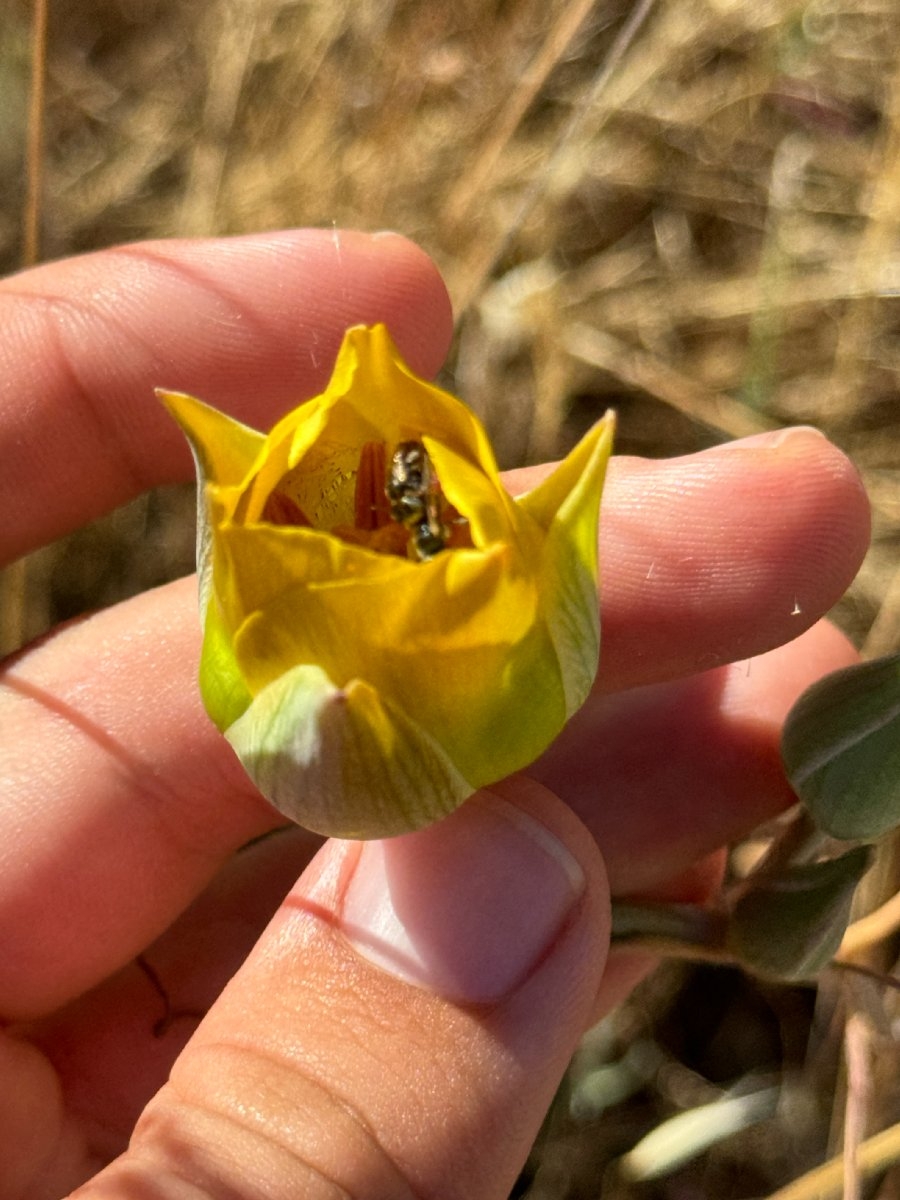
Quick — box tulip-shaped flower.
[161,324,614,838]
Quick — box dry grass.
[1,0,899,1195]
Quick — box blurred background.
[1,0,898,1195]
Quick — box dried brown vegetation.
[1,0,899,1196]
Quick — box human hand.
[0,230,869,1199]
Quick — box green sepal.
[199,599,254,731]
[224,664,474,838]
[520,414,614,714]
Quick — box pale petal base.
[225,664,475,838]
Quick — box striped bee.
[385,440,449,561]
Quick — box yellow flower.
[160,324,614,838]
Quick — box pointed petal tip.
[155,386,214,436]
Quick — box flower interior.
[260,439,474,561]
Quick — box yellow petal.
[423,434,523,549]
[235,324,508,534]
[158,388,265,615]
[518,411,615,536]
[522,413,616,713]
[226,533,566,784]
[157,389,266,487]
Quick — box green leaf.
[781,652,900,840]
[727,847,872,980]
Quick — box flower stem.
[610,900,733,964]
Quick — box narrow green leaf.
[781,652,900,840]
[727,847,871,980]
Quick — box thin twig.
[729,808,823,902]
[763,1121,900,1200]
[2,0,48,658]
[180,0,264,236]
[23,0,48,268]
[843,1013,871,1200]
[563,323,778,440]
[610,900,732,965]
[829,958,900,994]
[455,0,658,313]
[840,887,900,958]
[441,0,598,237]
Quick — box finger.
[12,827,322,1173]
[0,439,865,1016]
[10,829,723,1174]
[41,782,611,1200]
[599,429,868,689]
[0,577,291,1020]
[531,618,860,894]
[0,230,453,563]
[513,426,869,691]
[12,814,726,1160]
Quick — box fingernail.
[339,792,585,1004]
[720,425,828,451]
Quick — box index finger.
[0,229,453,565]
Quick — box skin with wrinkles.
[0,230,870,1200]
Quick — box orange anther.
[354,441,392,531]
[261,490,311,527]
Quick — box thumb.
[76,780,610,1199]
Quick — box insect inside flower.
[261,435,471,561]
[386,440,450,560]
